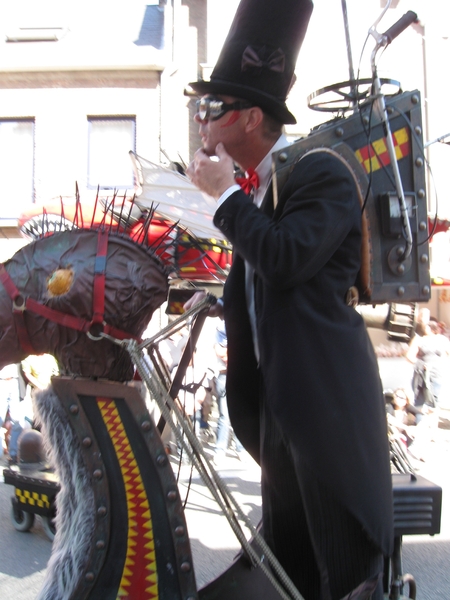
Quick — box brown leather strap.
[296,147,373,300]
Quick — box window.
[87,117,136,190]
[4,1,68,42]
[0,119,35,217]
[6,27,67,42]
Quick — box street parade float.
[0,2,445,599]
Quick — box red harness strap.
[92,229,108,325]
[23,296,139,341]
[0,231,140,356]
[0,264,37,354]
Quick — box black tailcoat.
[214,151,394,557]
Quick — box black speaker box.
[273,90,431,305]
[392,472,442,537]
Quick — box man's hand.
[183,291,224,318]
[186,143,236,200]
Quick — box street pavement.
[0,356,449,599]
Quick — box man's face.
[194,95,252,157]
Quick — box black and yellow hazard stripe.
[15,488,51,509]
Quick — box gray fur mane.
[33,386,95,600]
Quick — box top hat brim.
[188,79,297,125]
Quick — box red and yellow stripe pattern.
[98,398,159,599]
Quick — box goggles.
[196,97,254,121]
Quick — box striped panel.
[98,398,159,600]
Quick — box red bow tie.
[236,168,260,195]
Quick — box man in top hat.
[185,0,393,598]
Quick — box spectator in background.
[0,363,34,464]
[429,316,449,338]
[385,387,420,448]
[212,322,244,465]
[407,319,450,412]
[406,319,450,460]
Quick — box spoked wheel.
[307,78,401,113]
[10,502,35,532]
[41,515,56,542]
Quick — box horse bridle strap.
[92,230,108,325]
[0,263,37,355]
[0,231,139,354]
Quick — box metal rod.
[424,132,450,148]
[341,0,355,82]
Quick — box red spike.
[60,196,65,222]
[91,186,100,228]
[74,183,81,228]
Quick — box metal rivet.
[175,526,185,537]
[397,264,405,275]
[422,286,430,295]
[96,540,105,550]
[396,246,405,257]
[415,126,422,135]
[93,469,103,480]
[141,420,151,432]
[278,152,288,163]
[335,127,344,137]
[387,106,394,115]
[415,157,424,168]
[69,404,79,415]
[412,94,419,104]
[97,506,107,517]
[362,115,370,125]
[419,221,427,231]
[167,490,177,501]
[82,437,92,448]
[417,188,426,199]
[420,254,429,264]
[156,454,167,467]
[397,286,405,296]
[180,561,191,573]
[14,295,25,308]
[85,572,95,582]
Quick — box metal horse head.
[0,226,170,381]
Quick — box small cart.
[3,464,60,541]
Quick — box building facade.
[1,0,449,314]
[0,0,207,257]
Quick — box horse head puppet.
[0,201,171,381]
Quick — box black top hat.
[189,0,314,124]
